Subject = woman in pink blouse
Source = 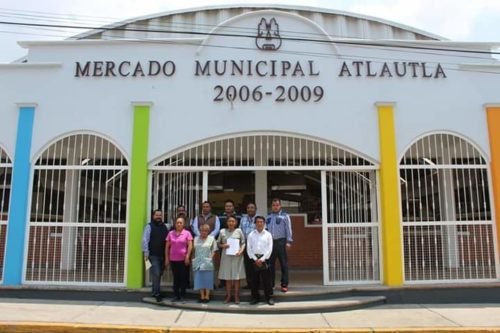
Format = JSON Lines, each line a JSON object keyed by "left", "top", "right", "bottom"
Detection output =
{"left": 165, "top": 216, "right": 193, "bottom": 302}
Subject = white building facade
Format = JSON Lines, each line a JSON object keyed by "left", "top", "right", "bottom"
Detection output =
{"left": 0, "top": 5, "right": 499, "bottom": 288}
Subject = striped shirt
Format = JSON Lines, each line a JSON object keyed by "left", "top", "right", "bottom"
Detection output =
{"left": 239, "top": 214, "right": 256, "bottom": 238}
{"left": 266, "top": 210, "right": 293, "bottom": 243}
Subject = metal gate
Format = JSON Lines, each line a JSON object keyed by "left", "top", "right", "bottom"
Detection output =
{"left": 150, "top": 171, "right": 204, "bottom": 227}
{"left": 25, "top": 134, "right": 129, "bottom": 286}
{"left": 0, "top": 147, "right": 12, "bottom": 282}
{"left": 322, "top": 170, "right": 379, "bottom": 284}
{"left": 151, "top": 132, "right": 380, "bottom": 285}
{"left": 148, "top": 171, "right": 203, "bottom": 285}
{"left": 400, "top": 133, "right": 499, "bottom": 282}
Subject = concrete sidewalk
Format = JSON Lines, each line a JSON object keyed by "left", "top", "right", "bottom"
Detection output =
{"left": 0, "top": 298, "right": 500, "bottom": 332}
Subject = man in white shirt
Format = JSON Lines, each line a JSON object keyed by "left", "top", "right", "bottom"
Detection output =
{"left": 246, "top": 215, "right": 274, "bottom": 305}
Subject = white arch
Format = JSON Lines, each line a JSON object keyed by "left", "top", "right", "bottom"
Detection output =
{"left": 31, "top": 130, "right": 130, "bottom": 165}
{"left": 151, "top": 130, "right": 378, "bottom": 167}
{"left": 196, "top": 9, "right": 338, "bottom": 55}
{"left": 398, "top": 130, "right": 489, "bottom": 164}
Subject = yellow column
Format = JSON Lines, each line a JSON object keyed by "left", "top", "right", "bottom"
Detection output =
{"left": 486, "top": 105, "right": 500, "bottom": 264}
{"left": 376, "top": 102, "right": 403, "bottom": 286}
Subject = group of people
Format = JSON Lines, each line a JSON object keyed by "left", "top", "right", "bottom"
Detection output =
{"left": 141, "top": 198, "right": 293, "bottom": 306}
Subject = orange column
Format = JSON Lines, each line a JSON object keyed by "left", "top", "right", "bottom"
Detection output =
{"left": 486, "top": 105, "right": 500, "bottom": 264}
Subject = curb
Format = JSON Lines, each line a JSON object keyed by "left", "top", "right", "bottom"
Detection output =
{"left": 142, "top": 295, "right": 386, "bottom": 314}
{"left": 1, "top": 323, "right": 500, "bottom": 333}
{"left": 0, "top": 322, "right": 166, "bottom": 333}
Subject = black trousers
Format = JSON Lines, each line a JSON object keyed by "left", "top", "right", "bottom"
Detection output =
{"left": 243, "top": 247, "right": 253, "bottom": 286}
{"left": 250, "top": 258, "right": 273, "bottom": 301}
{"left": 270, "top": 238, "right": 288, "bottom": 288}
{"left": 170, "top": 261, "right": 189, "bottom": 298}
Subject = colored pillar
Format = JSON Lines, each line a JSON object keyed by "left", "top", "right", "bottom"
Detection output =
{"left": 127, "top": 103, "right": 152, "bottom": 288}
{"left": 486, "top": 105, "right": 500, "bottom": 272}
{"left": 4, "top": 104, "right": 36, "bottom": 285}
{"left": 376, "top": 102, "right": 403, "bottom": 286}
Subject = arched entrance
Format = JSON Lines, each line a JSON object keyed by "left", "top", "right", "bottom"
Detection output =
{"left": 400, "top": 132, "right": 499, "bottom": 282}
{"left": 24, "top": 133, "right": 129, "bottom": 285}
{"left": 150, "top": 132, "right": 380, "bottom": 285}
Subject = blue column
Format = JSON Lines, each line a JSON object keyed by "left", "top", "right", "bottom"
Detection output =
{"left": 4, "top": 104, "right": 35, "bottom": 285}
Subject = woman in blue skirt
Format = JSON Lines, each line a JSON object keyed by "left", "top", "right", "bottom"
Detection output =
{"left": 192, "top": 224, "right": 218, "bottom": 302}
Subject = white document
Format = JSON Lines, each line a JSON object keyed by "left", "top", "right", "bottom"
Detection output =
{"left": 144, "top": 259, "right": 152, "bottom": 270}
{"left": 225, "top": 238, "right": 240, "bottom": 256}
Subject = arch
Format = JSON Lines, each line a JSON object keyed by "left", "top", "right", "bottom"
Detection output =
{"left": 196, "top": 9, "right": 338, "bottom": 54}
{"left": 32, "top": 130, "right": 129, "bottom": 166}
{"left": 399, "top": 131, "right": 488, "bottom": 166}
{"left": 25, "top": 132, "right": 129, "bottom": 286}
{"left": 151, "top": 130, "right": 377, "bottom": 169}
{"left": 399, "top": 131, "right": 497, "bottom": 282}
{"left": 149, "top": 130, "right": 381, "bottom": 285}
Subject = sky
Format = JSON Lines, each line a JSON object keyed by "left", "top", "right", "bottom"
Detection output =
{"left": 1, "top": 0, "right": 500, "bottom": 62}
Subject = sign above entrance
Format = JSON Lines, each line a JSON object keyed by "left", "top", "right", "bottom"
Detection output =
{"left": 71, "top": 12, "right": 448, "bottom": 106}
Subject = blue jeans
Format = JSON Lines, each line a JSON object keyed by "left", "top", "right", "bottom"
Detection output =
{"left": 270, "top": 238, "right": 288, "bottom": 288}
{"left": 149, "top": 255, "right": 165, "bottom": 296}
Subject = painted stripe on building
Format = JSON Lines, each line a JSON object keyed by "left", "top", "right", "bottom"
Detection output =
{"left": 486, "top": 105, "right": 500, "bottom": 269}
{"left": 4, "top": 105, "right": 36, "bottom": 285}
{"left": 127, "top": 103, "right": 152, "bottom": 288}
{"left": 376, "top": 102, "right": 403, "bottom": 286}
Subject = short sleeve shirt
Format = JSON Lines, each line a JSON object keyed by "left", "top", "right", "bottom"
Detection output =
{"left": 167, "top": 229, "right": 193, "bottom": 261}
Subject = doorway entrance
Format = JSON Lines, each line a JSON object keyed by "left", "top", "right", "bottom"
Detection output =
{"left": 150, "top": 132, "right": 380, "bottom": 285}
{"left": 206, "top": 170, "right": 323, "bottom": 272}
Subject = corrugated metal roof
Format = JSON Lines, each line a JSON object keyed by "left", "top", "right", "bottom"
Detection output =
{"left": 72, "top": 4, "right": 444, "bottom": 41}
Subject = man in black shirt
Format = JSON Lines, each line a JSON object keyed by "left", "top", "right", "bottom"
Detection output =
{"left": 142, "top": 209, "right": 168, "bottom": 302}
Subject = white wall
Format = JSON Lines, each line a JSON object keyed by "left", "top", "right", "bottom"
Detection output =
{"left": 0, "top": 9, "right": 498, "bottom": 163}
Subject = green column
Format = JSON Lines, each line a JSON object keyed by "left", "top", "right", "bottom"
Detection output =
{"left": 127, "top": 103, "right": 152, "bottom": 288}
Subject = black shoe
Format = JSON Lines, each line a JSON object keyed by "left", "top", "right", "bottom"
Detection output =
{"left": 197, "top": 298, "right": 204, "bottom": 303}
{"left": 249, "top": 299, "right": 259, "bottom": 305}
{"left": 243, "top": 285, "right": 251, "bottom": 289}
{"left": 267, "top": 298, "right": 275, "bottom": 306}
{"left": 154, "top": 295, "right": 163, "bottom": 302}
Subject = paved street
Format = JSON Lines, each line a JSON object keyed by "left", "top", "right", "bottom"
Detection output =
{"left": 0, "top": 298, "right": 500, "bottom": 332}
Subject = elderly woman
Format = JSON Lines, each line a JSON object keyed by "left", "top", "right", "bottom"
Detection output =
{"left": 218, "top": 215, "right": 246, "bottom": 304}
{"left": 165, "top": 216, "right": 193, "bottom": 302}
{"left": 192, "top": 224, "right": 217, "bottom": 303}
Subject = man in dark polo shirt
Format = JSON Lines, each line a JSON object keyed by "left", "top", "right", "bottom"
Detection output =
{"left": 142, "top": 209, "right": 168, "bottom": 302}
{"left": 218, "top": 199, "right": 241, "bottom": 230}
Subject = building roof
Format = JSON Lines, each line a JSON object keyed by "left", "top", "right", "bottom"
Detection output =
{"left": 72, "top": 4, "right": 446, "bottom": 41}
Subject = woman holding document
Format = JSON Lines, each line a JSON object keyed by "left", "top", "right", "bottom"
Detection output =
{"left": 217, "top": 215, "right": 246, "bottom": 304}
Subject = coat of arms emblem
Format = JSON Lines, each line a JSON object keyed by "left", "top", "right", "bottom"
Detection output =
{"left": 256, "top": 18, "right": 282, "bottom": 51}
